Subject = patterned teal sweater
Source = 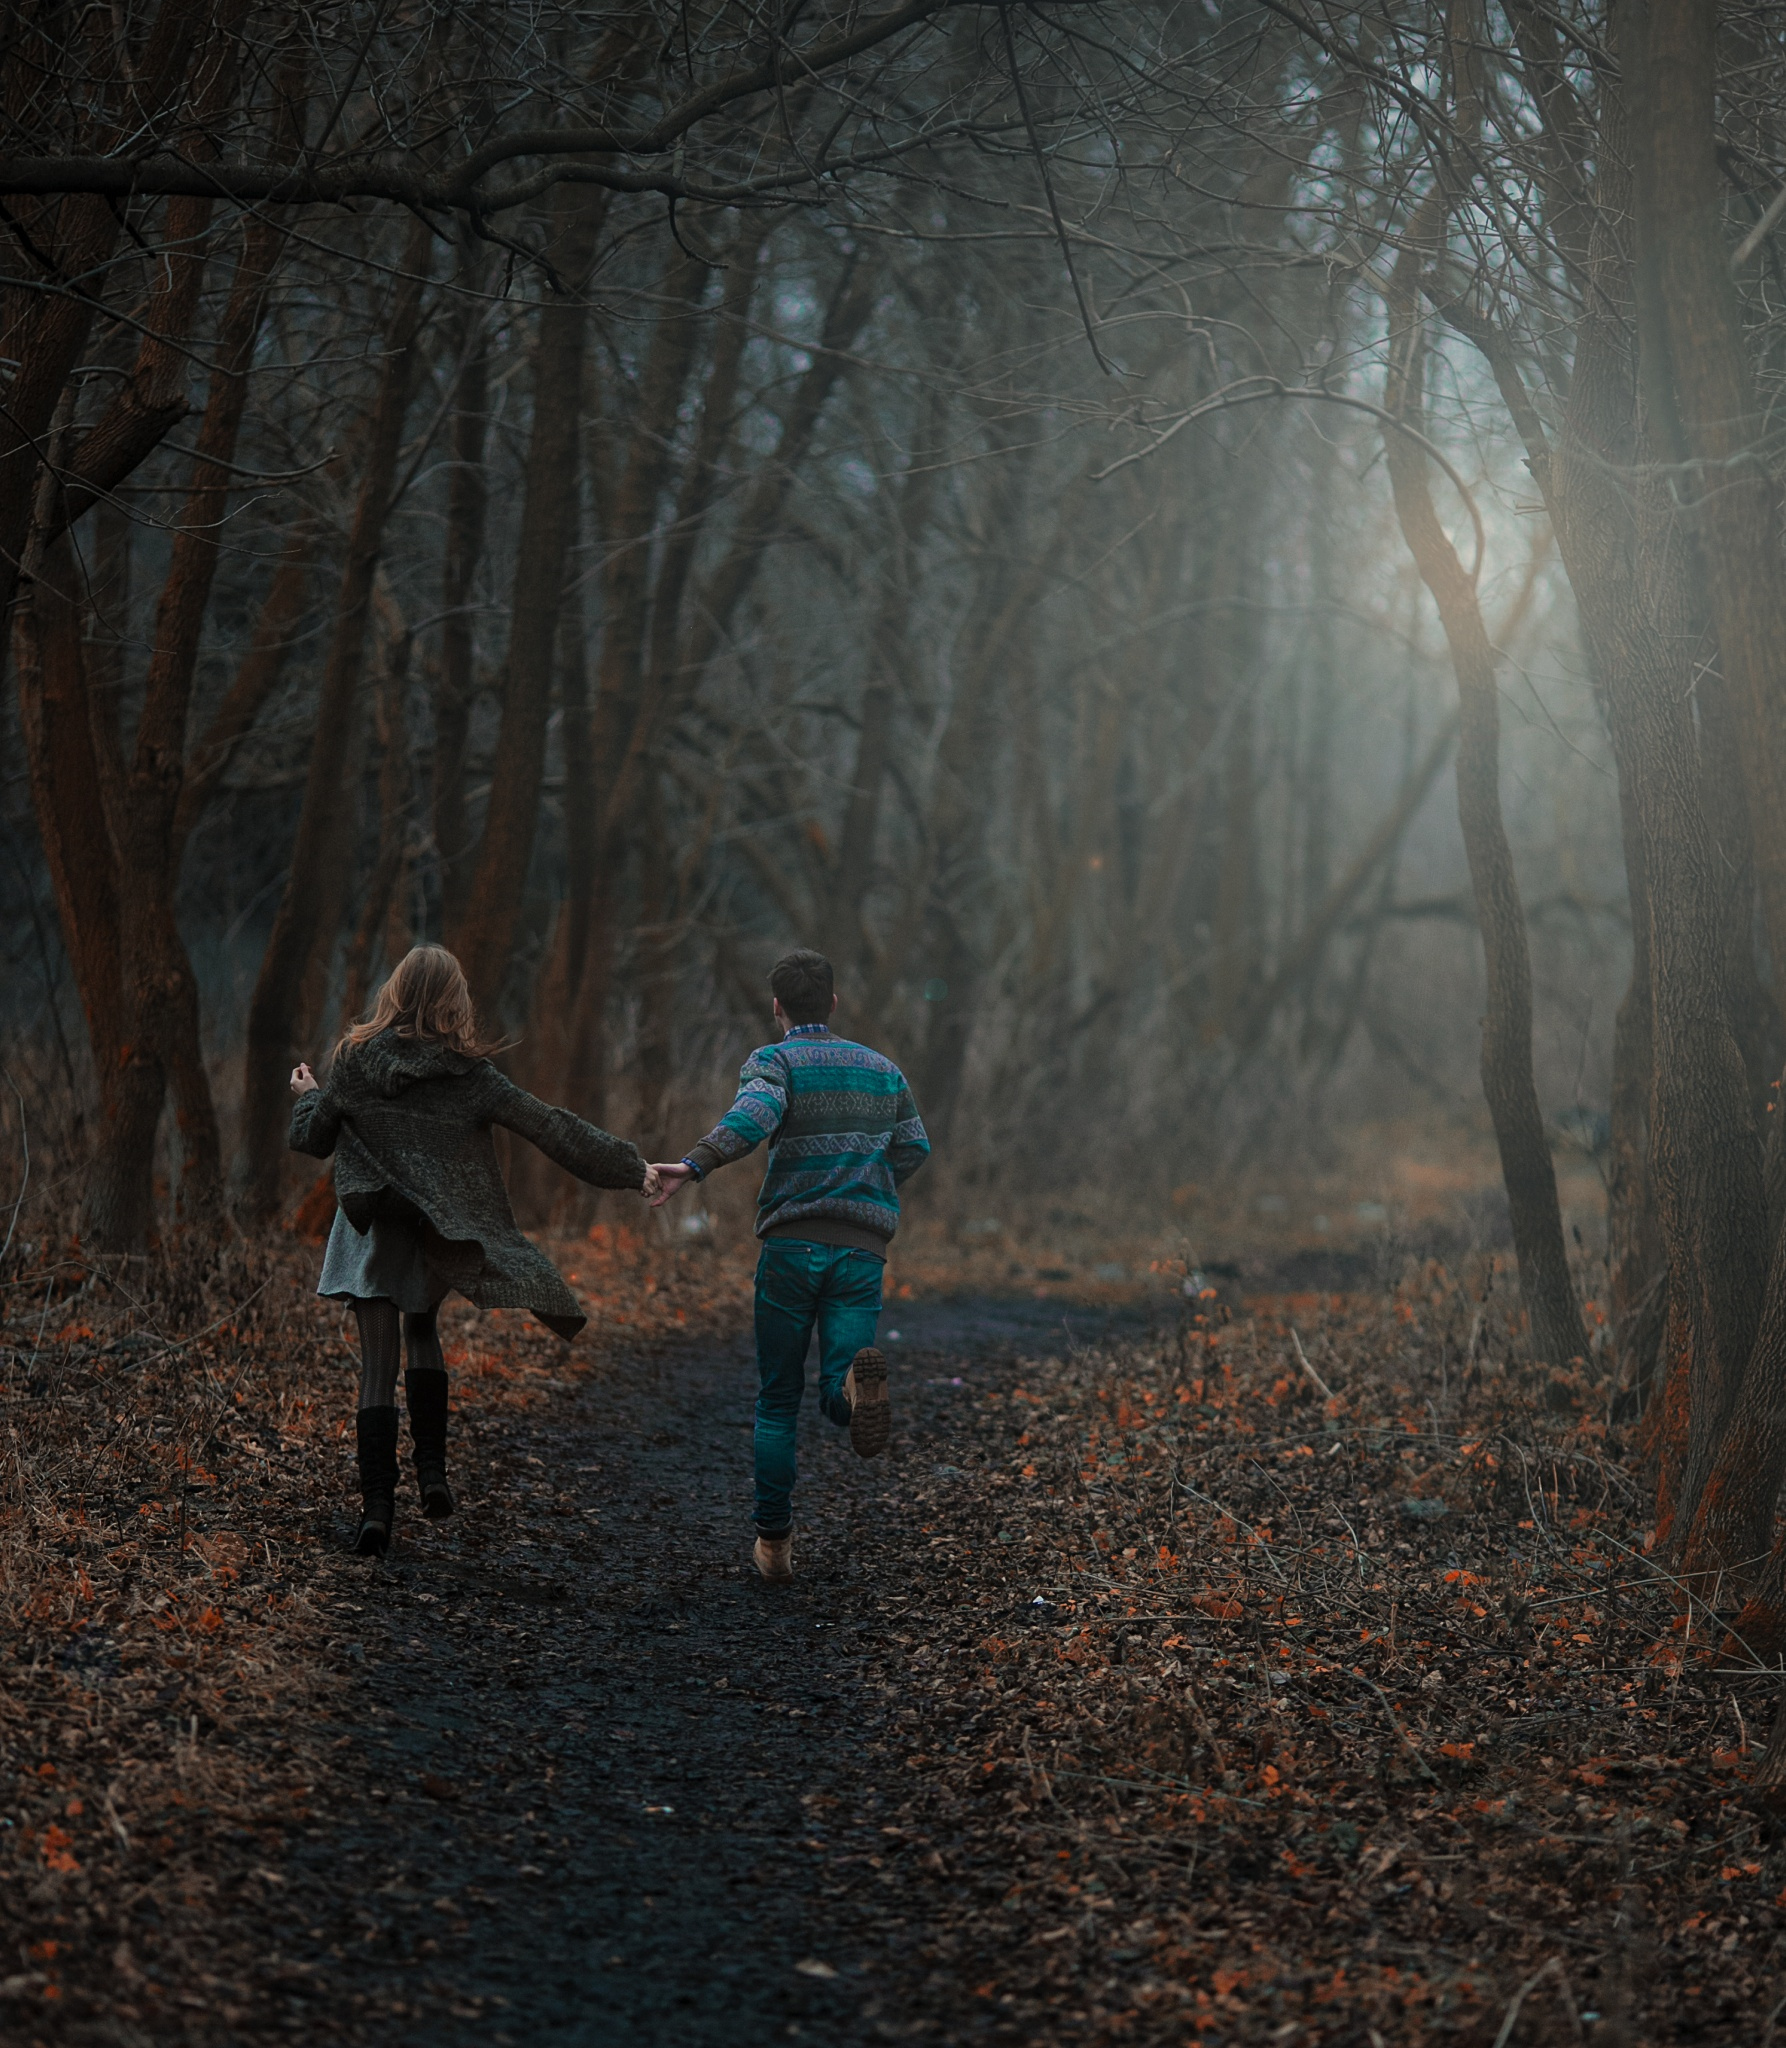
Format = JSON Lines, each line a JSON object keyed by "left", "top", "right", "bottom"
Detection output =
{"left": 683, "top": 1025, "right": 929, "bottom": 1252}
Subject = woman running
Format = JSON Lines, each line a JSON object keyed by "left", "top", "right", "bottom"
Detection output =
{"left": 289, "top": 944, "right": 658, "bottom": 1555}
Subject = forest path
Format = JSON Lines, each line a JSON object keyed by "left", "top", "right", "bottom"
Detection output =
{"left": 289, "top": 1294, "right": 1151, "bottom": 2047}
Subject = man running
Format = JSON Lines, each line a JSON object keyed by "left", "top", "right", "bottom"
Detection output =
{"left": 650, "top": 949, "right": 929, "bottom": 1580}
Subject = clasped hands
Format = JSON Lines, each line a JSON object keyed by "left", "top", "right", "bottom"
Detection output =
{"left": 646, "top": 1162, "right": 695, "bottom": 1210}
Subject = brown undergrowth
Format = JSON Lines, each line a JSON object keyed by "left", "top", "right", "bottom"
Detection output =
{"left": 6, "top": 1216, "right": 1785, "bottom": 2044}
{"left": 871, "top": 1268, "right": 1786, "bottom": 2044}
{"left": 0, "top": 1222, "right": 750, "bottom": 2040}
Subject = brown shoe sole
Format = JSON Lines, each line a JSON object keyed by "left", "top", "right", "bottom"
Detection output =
{"left": 848, "top": 1347, "right": 890, "bottom": 1458}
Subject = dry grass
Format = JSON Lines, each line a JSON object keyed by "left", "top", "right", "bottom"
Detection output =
{"left": 6, "top": 1133, "right": 1743, "bottom": 2046}
{"left": 0, "top": 1220, "right": 749, "bottom": 2039}
{"left": 867, "top": 1262, "right": 1786, "bottom": 2044}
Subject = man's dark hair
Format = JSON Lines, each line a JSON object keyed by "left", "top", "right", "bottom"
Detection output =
{"left": 770, "top": 949, "right": 834, "bottom": 1025}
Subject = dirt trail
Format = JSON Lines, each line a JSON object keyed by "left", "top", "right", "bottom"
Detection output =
{"left": 279, "top": 1295, "right": 1155, "bottom": 2046}
{"left": 19, "top": 1262, "right": 1775, "bottom": 2043}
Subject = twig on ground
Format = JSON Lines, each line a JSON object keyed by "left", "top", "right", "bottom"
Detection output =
{"left": 1175, "top": 1481, "right": 1288, "bottom": 1582}
{"left": 1290, "top": 1325, "right": 1333, "bottom": 1400}
{"left": 1341, "top": 1668, "right": 1440, "bottom": 1784}
{"left": 1492, "top": 1956, "right": 1564, "bottom": 2048}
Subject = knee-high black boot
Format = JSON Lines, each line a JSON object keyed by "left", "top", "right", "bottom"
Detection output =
{"left": 355, "top": 1406, "right": 400, "bottom": 1556}
{"left": 405, "top": 1366, "right": 455, "bottom": 1519}
{"left": 404, "top": 1308, "right": 455, "bottom": 1520}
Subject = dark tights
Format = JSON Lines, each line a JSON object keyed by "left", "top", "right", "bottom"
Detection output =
{"left": 351, "top": 1299, "right": 445, "bottom": 1409}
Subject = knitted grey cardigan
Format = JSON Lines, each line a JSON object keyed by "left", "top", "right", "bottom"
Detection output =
{"left": 289, "top": 1030, "right": 645, "bottom": 1338}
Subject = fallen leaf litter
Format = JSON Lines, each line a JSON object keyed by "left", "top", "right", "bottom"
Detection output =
{"left": 4, "top": 1232, "right": 1784, "bottom": 2044}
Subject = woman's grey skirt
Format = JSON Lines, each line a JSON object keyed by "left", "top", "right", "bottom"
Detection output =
{"left": 317, "top": 1207, "right": 452, "bottom": 1314}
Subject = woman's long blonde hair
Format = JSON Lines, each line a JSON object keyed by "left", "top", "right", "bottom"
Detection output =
{"left": 335, "top": 946, "right": 504, "bottom": 1062}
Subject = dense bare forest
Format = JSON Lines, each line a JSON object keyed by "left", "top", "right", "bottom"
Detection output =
{"left": 1, "top": 0, "right": 1648, "bottom": 1210}
{"left": 11, "top": 3, "right": 1786, "bottom": 2042}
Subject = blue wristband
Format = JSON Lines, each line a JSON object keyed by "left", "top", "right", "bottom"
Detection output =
{"left": 681, "top": 1156, "right": 705, "bottom": 1182}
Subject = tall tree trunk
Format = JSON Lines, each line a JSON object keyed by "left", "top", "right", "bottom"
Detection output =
{"left": 1297, "top": 437, "right": 1339, "bottom": 1055}
{"left": 1380, "top": 269, "right": 1588, "bottom": 1369}
{"left": 1604, "top": 493, "right": 1763, "bottom": 1564}
{"left": 823, "top": 674, "right": 897, "bottom": 985}
{"left": 580, "top": 251, "right": 714, "bottom": 850}
{"left": 909, "top": 445, "right": 1049, "bottom": 1130}
{"left": 638, "top": 228, "right": 767, "bottom": 698}
{"left": 917, "top": 584, "right": 1044, "bottom": 1130}
{"left": 78, "top": 188, "right": 218, "bottom": 1249}
{"left": 635, "top": 801, "right": 677, "bottom": 1158}
{"left": 11, "top": 534, "right": 124, "bottom": 1127}
{"left": 1605, "top": 759, "right": 1664, "bottom": 1408}
{"left": 562, "top": 870, "right": 622, "bottom": 1144}
{"left": 822, "top": 401, "right": 945, "bottom": 990}
{"left": 1026, "top": 666, "right": 1128, "bottom": 1010}
{"left": 510, "top": 542, "right": 593, "bottom": 1224}
{"left": 1470, "top": 12, "right": 1763, "bottom": 1552}
{"left": 470, "top": 198, "right": 627, "bottom": 1218}
{"left": 1638, "top": 0, "right": 1786, "bottom": 1014}
{"left": 1699, "top": 670, "right": 1785, "bottom": 1115}
{"left": 1617, "top": 4, "right": 1786, "bottom": 1576}
{"left": 1558, "top": 0, "right": 1786, "bottom": 1627}
{"left": 82, "top": 202, "right": 286, "bottom": 1246}
{"left": 434, "top": 299, "right": 489, "bottom": 935}
{"left": 556, "top": 248, "right": 714, "bottom": 1123}
{"left": 557, "top": 562, "right": 597, "bottom": 1012}
{"left": 1204, "top": 467, "right": 1264, "bottom": 1044}
{"left": 1597, "top": 456, "right": 1763, "bottom": 1562}
{"left": 339, "top": 583, "right": 415, "bottom": 1031}
{"left": 1209, "top": 698, "right": 1257, "bottom": 1042}
{"left": 172, "top": 524, "right": 316, "bottom": 866}
{"left": 450, "top": 184, "right": 608, "bottom": 1019}
{"left": 238, "top": 220, "right": 432, "bottom": 1221}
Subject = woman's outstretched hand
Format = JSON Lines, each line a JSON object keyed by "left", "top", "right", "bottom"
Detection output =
{"left": 290, "top": 1063, "right": 319, "bottom": 1097}
{"left": 648, "top": 1162, "right": 694, "bottom": 1209}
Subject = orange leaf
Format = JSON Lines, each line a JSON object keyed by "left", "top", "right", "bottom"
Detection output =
{"left": 40, "top": 1824, "right": 79, "bottom": 1874}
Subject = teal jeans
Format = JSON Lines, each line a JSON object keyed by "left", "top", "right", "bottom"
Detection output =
{"left": 753, "top": 1238, "right": 884, "bottom": 1534}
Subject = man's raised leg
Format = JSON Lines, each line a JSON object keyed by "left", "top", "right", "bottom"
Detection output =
{"left": 814, "top": 1248, "right": 890, "bottom": 1457}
